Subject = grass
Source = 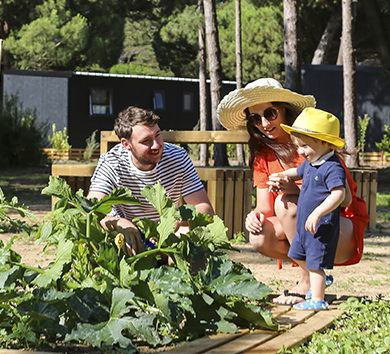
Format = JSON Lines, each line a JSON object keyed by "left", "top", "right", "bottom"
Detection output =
{"left": 0, "top": 167, "right": 51, "bottom": 207}
{"left": 377, "top": 192, "right": 390, "bottom": 208}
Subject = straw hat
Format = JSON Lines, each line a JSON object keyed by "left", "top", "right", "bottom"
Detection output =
{"left": 217, "top": 78, "right": 316, "bottom": 131}
{"left": 281, "top": 107, "right": 345, "bottom": 149}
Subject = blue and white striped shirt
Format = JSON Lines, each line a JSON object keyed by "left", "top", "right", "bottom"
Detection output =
{"left": 89, "top": 143, "right": 204, "bottom": 222}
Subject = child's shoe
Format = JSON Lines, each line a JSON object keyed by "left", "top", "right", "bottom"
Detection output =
{"left": 293, "top": 299, "right": 329, "bottom": 311}
{"left": 306, "top": 274, "right": 334, "bottom": 299}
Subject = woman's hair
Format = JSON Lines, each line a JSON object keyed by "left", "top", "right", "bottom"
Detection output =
{"left": 114, "top": 106, "right": 160, "bottom": 140}
{"left": 247, "top": 102, "right": 300, "bottom": 170}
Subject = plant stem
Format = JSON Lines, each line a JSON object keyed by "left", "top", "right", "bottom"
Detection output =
{"left": 125, "top": 247, "right": 179, "bottom": 264}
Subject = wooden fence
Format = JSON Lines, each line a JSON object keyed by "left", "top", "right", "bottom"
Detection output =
{"left": 43, "top": 148, "right": 100, "bottom": 160}
{"left": 359, "top": 151, "right": 390, "bottom": 165}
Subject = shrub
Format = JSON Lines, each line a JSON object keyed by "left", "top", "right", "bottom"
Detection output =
{"left": 48, "top": 123, "right": 71, "bottom": 151}
{"left": 0, "top": 94, "right": 49, "bottom": 168}
{"left": 83, "top": 130, "right": 100, "bottom": 160}
{"left": 376, "top": 125, "right": 390, "bottom": 156}
{"left": 357, "top": 114, "right": 370, "bottom": 162}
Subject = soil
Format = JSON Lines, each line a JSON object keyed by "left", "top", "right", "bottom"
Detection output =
{"left": 1, "top": 165, "right": 390, "bottom": 302}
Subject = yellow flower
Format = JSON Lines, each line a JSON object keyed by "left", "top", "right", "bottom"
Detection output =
{"left": 114, "top": 233, "right": 124, "bottom": 249}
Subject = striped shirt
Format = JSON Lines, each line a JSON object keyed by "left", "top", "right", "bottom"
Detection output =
{"left": 89, "top": 143, "right": 204, "bottom": 222}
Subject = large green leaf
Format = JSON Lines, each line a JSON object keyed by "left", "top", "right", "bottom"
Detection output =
{"left": 32, "top": 237, "right": 73, "bottom": 287}
{"left": 149, "top": 266, "right": 193, "bottom": 295}
{"left": 157, "top": 209, "right": 176, "bottom": 247}
{"left": 206, "top": 216, "right": 234, "bottom": 250}
{"left": 65, "top": 288, "right": 170, "bottom": 349}
{"left": 0, "top": 265, "right": 25, "bottom": 289}
{"left": 93, "top": 188, "right": 141, "bottom": 215}
{"left": 0, "top": 237, "right": 21, "bottom": 265}
{"left": 42, "top": 176, "right": 76, "bottom": 203}
{"left": 141, "top": 182, "right": 176, "bottom": 217}
{"left": 69, "top": 288, "right": 110, "bottom": 323}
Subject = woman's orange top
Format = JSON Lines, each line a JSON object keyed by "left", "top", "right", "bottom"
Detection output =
{"left": 253, "top": 147, "right": 369, "bottom": 266}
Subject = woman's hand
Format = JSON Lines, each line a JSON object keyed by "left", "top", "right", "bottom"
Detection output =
{"left": 245, "top": 210, "right": 265, "bottom": 235}
{"left": 267, "top": 173, "right": 300, "bottom": 195}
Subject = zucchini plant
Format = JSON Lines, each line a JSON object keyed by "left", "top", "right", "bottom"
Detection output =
{"left": 0, "top": 176, "right": 278, "bottom": 353}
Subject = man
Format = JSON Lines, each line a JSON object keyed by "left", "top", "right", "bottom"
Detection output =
{"left": 87, "top": 106, "right": 214, "bottom": 256}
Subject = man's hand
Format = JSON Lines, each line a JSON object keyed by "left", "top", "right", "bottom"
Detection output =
{"left": 102, "top": 216, "right": 144, "bottom": 256}
{"left": 121, "top": 226, "right": 145, "bottom": 256}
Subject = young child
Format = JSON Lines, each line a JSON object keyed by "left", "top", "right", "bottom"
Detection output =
{"left": 269, "top": 107, "right": 346, "bottom": 310}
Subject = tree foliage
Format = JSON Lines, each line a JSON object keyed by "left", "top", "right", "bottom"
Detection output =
{"left": 4, "top": 0, "right": 88, "bottom": 71}
{"left": 218, "top": 1, "right": 284, "bottom": 82}
{"left": 2, "top": 0, "right": 390, "bottom": 80}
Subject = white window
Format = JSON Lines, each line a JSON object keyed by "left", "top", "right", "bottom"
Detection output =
{"left": 183, "top": 92, "right": 193, "bottom": 111}
{"left": 90, "top": 88, "right": 113, "bottom": 115}
{"left": 153, "top": 91, "right": 165, "bottom": 110}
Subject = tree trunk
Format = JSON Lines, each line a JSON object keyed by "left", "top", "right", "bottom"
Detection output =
{"left": 235, "top": 0, "right": 245, "bottom": 166}
{"left": 198, "top": 0, "right": 209, "bottom": 166}
{"left": 361, "top": 0, "right": 390, "bottom": 85}
{"left": 283, "top": 0, "right": 302, "bottom": 92}
{"left": 312, "top": 8, "right": 341, "bottom": 64}
{"left": 342, "top": 0, "right": 358, "bottom": 168}
{"left": 203, "top": 0, "right": 228, "bottom": 166}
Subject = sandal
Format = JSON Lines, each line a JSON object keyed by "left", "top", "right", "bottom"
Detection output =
{"left": 283, "top": 289, "right": 306, "bottom": 299}
{"left": 273, "top": 290, "right": 306, "bottom": 305}
{"left": 306, "top": 274, "right": 334, "bottom": 300}
{"left": 293, "top": 299, "right": 329, "bottom": 311}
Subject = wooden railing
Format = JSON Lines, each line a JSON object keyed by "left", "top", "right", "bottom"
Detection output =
{"left": 100, "top": 130, "right": 250, "bottom": 155}
{"left": 43, "top": 148, "right": 100, "bottom": 160}
{"left": 359, "top": 151, "right": 390, "bottom": 165}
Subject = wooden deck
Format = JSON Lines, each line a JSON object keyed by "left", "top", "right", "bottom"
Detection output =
{"left": 162, "top": 294, "right": 347, "bottom": 354}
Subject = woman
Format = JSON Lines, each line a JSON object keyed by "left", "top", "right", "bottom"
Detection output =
{"left": 217, "top": 78, "right": 369, "bottom": 304}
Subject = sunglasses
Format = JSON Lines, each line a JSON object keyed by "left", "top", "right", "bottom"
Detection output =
{"left": 248, "top": 107, "right": 279, "bottom": 126}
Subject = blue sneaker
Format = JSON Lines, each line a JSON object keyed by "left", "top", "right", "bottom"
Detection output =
{"left": 306, "top": 274, "right": 334, "bottom": 300}
{"left": 293, "top": 299, "right": 329, "bottom": 311}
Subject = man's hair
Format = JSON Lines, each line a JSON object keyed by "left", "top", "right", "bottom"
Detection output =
{"left": 114, "top": 106, "right": 160, "bottom": 140}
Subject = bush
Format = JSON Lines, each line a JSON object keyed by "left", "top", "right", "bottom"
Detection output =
{"left": 0, "top": 94, "right": 49, "bottom": 168}
{"left": 83, "top": 129, "right": 99, "bottom": 160}
{"left": 48, "top": 123, "right": 71, "bottom": 151}
{"left": 376, "top": 125, "right": 390, "bottom": 156}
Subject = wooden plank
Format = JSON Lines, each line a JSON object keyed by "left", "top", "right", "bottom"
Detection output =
{"left": 233, "top": 170, "right": 245, "bottom": 236}
{"left": 247, "top": 309, "right": 344, "bottom": 354}
{"left": 352, "top": 170, "right": 362, "bottom": 198}
{"left": 100, "top": 130, "right": 250, "bottom": 154}
{"left": 52, "top": 164, "right": 97, "bottom": 177}
{"left": 361, "top": 171, "right": 370, "bottom": 205}
{"left": 268, "top": 304, "right": 293, "bottom": 319}
{"left": 0, "top": 350, "right": 57, "bottom": 354}
{"left": 162, "top": 330, "right": 250, "bottom": 354}
{"left": 369, "top": 171, "right": 378, "bottom": 229}
{"left": 276, "top": 308, "right": 316, "bottom": 329}
{"left": 224, "top": 170, "right": 235, "bottom": 234}
{"left": 243, "top": 171, "right": 254, "bottom": 240}
{"left": 204, "top": 330, "right": 277, "bottom": 354}
{"left": 160, "top": 130, "right": 250, "bottom": 144}
{"left": 64, "top": 176, "right": 76, "bottom": 192}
